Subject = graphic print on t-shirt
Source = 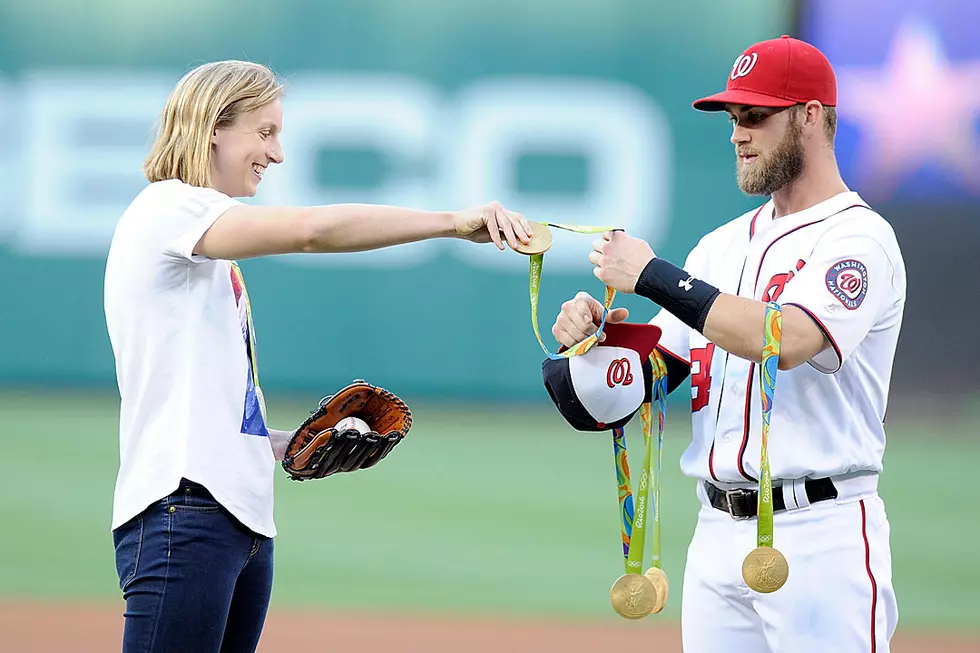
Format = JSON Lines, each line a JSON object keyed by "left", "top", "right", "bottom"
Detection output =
{"left": 230, "top": 263, "right": 269, "bottom": 437}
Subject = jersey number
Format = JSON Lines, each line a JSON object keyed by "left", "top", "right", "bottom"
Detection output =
{"left": 690, "top": 343, "right": 715, "bottom": 412}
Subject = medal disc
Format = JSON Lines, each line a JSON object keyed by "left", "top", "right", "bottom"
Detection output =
{"left": 609, "top": 573, "right": 657, "bottom": 619}
{"left": 742, "top": 547, "right": 789, "bottom": 593}
{"left": 643, "top": 567, "right": 670, "bottom": 614}
{"left": 511, "top": 221, "right": 553, "bottom": 255}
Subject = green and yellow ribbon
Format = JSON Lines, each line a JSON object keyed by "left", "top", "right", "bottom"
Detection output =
{"left": 528, "top": 223, "right": 618, "bottom": 360}
{"left": 614, "top": 350, "right": 668, "bottom": 574}
{"left": 520, "top": 220, "right": 667, "bottom": 575}
{"left": 756, "top": 302, "right": 782, "bottom": 549}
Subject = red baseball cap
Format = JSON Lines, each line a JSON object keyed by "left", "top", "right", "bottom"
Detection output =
{"left": 692, "top": 35, "right": 837, "bottom": 112}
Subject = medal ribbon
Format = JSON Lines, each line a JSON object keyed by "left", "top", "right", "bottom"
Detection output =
{"left": 756, "top": 302, "right": 782, "bottom": 549}
{"left": 522, "top": 220, "right": 667, "bottom": 574}
{"left": 614, "top": 350, "right": 668, "bottom": 575}
{"left": 528, "top": 223, "right": 619, "bottom": 360}
{"left": 231, "top": 262, "right": 260, "bottom": 386}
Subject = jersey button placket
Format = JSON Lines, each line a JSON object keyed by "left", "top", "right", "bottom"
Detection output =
{"left": 725, "top": 381, "right": 743, "bottom": 441}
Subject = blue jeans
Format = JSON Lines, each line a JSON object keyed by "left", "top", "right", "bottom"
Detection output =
{"left": 113, "top": 479, "right": 274, "bottom": 653}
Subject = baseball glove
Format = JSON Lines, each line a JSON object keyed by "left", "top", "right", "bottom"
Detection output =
{"left": 281, "top": 379, "right": 412, "bottom": 481}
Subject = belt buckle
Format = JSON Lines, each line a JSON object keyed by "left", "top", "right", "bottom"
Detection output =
{"left": 725, "top": 488, "right": 753, "bottom": 520}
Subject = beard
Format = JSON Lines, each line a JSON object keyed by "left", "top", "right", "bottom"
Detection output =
{"left": 736, "top": 114, "right": 805, "bottom": 196}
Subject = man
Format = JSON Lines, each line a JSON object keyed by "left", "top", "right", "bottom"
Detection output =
{"left": 551, "top": 36, "right": 905, "bottom": 652}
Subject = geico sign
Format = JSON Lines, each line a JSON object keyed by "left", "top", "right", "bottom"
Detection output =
{"left": 3, "top": 71, "right": 671, "bottom": 271}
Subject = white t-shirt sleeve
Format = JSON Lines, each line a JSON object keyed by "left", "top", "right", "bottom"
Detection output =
{"left": 161, "top": 184, "right": 242, "bottom": 262}
{"left": 778, "top": 229, "right": 900, "bottom": 374}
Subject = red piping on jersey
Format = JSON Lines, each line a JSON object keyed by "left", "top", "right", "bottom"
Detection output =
{"left": 736, "top": 364, "right": 757, "bottom": 482}
{"left": 749, "top": 205, "right": 767, "bottom": 239}
{"left": 860, "top": 500, "right": 879, "bottom": 653}
{"left": 751, "top": 205, "right": 867, "bottom": 297}
{"left": 782, "top": 302, "right": 844, "bottom": 373}
{"left": 735, "top": 203, "right": 867, "bottom": 481}
{"left": 705, "top": 204, "right": 767, "bottom": 483}
{"left": 707, "top": 442, "right": 719, "bottom": 481}
{"left": 656, "top": 344, "right": 690, "bottom": 367}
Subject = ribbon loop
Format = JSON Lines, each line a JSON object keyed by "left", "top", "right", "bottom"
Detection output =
{"left": 519, "top": 221, "right": 667, "bottom": 577}
{"left": 615, "top": 350, "right": 668, "bottom": 575}
{"left": 525, "top": 222, "right": 619, "bottom": 360}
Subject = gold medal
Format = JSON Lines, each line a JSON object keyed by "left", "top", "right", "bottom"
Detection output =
{"left": 511, "top": 221, "right": 553, "bottom": 255}
{"left": 643, "top": 567, "right": 669, "bottom": 614}
{"left": 742, "top": 547, "right": 789, "bottom": 593}
{"left": 609, "top": 573, "right": 657, "bottom": 619}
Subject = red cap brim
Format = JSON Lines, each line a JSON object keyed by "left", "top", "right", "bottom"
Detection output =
{"left": 692, "top": 89, "right": 799, "bottom": 112}
{"left": 597, "top": 322, "right": 663, "bottom": 360}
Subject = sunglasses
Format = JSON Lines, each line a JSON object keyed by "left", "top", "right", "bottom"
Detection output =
{"left": 726, "top": 104, "right": 799, "bottom": 127}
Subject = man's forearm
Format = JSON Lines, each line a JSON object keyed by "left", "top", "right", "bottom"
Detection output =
{"left": 635, "top": 258, "right": 827, "bottom": 370}
{"left": 703, "top": 295, "right": 831, "bottom": 370}
{"left": 700, "top": 294, "right": 771, "bottom": 363}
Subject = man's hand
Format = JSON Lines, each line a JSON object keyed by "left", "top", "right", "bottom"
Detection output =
{"left": 551, "top": 291, "right": 630, "bottom": 348}
{"left": 452, "top": 201, "right": 533, "bottom": 250}
{"left": 589, "top": 230, "right": 657, "bottom": 293}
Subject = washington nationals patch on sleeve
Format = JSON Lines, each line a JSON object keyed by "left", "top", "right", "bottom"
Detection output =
{"left": 825, "top": 259, "right": 868, "bottom": 310}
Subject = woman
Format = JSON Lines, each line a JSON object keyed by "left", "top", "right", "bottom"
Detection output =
{"left": 103, "top": 60, "right": 531, "bottom": 653}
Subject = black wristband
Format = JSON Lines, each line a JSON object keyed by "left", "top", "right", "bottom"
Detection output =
{"left": 634, "top": 258, "right": 721, "bottom": 333}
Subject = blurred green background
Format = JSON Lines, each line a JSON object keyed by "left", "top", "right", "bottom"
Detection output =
{"left": 1, "top": 0, "right": 978, "bottom": 647}
{"left": 2, "top": 392, "right": 979, "bottom": 634}
{"left": 0, "top": 0, "right": 793, "bottom": 398}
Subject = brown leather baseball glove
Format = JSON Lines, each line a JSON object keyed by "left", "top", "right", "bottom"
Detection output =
{"left": 281, "top": 379, "right": 412, "bottom": 481}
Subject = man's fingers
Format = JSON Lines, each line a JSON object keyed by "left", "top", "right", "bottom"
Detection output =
{"left": 608, "top": 307, "right": 630, "bottom": 323}
{"left": 575, "top": 298, "right": 596, "bottom": 328}
{"left": 555, "top": 293, "right": 629, "bottom": 346}
{"left": 559, "top": 298, "right": 599, "bottom": 342}
{"left": 569, "top": 292, "right": 605, "bottom": 327}
{"left": 553, "top": 319, "right": 591, "bottom": 348}
{"left": 585, "top": 298, "right": 606, "bottom": 325}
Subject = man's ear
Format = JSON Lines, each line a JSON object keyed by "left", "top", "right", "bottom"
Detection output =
{"left": 804, "top": 101, "right": 824, "bottom": 128}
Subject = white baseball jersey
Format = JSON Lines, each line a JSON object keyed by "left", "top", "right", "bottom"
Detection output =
{"left": 652, "top": 190, "right": 906, "bottom": 484}
{"left": 104, "top": 179, "right": 277, "bottom": 538}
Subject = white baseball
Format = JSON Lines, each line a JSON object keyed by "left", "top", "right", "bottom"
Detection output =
{"left": 335, "top": 416, "right": 371, "bottom": 434}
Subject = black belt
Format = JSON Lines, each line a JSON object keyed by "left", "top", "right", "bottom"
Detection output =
{"left": 704, "top": 478, "right": 838, "bottom": 519}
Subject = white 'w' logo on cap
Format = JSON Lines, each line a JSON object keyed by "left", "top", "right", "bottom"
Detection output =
{"left": 731, "top": 52, "right": 758, "bottom": 80}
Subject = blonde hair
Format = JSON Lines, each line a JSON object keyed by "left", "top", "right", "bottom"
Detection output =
{"left": 144, "top": 60, "right": 283, "bottom": 188}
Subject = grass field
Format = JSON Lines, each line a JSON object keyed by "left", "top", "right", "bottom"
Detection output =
{"left": 1, "top": 390, "right": 978, "bottom": 634}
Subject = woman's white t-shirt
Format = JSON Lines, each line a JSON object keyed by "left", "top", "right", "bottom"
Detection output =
{"left": 104, "top": 179, "right": 277, "bottom": 538}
